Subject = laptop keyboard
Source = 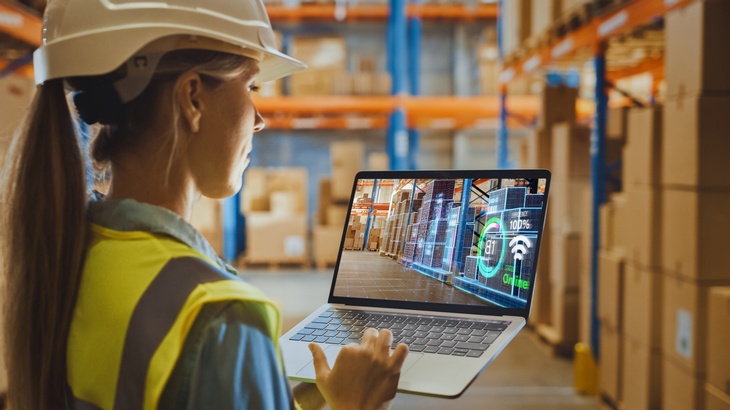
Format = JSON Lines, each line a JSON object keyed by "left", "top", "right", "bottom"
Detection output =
{"left": 288, "top": 308, "right": 509, "bottom": 358}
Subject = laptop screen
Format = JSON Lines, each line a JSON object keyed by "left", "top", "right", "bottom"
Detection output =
{"left": 329, "top": 170, "right": 550, "bottom": 317}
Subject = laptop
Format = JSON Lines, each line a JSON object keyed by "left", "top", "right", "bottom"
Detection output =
{"left": 280, "top": 169, "right": 551, "bottom": 398}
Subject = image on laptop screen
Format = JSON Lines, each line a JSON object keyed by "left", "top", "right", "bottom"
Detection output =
{"left": 332, "top": 177, "right": 548, "bottom": 310}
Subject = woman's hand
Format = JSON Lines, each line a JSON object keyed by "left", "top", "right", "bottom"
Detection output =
{"left": 309, "top": 328, "right": 409, "bottom": 410}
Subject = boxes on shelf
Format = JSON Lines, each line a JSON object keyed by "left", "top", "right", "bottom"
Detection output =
{"left": 662, "top": 95, "right": 730, "bottom": 189}
{"left": 665, "top": 0, "right": 730, "bottom": 98}
{"left": 622, "top": 337, "right": 662, "bottom": 410}
{"left": 289, "top": 36, "right": 347, "bottom": 96}
{"left": 244, "top": 212, "right": 308, "bottom": 264}
{"left": 661, "top": 189, "right": 730, "bottom": 281}
{"left": 242, "top": 167, "right": 308, "bottom": 215}
{"left": 312, "top": 225, "right": 343, "bottom": 267}
{"left": 663, "top": 356, "right": 705, "bottom": 410}
{"left": 599, "top": 322, "right": 622, "bottom": 406}
{"left": 661, "top": 274, "right": 713, "bottom": 375}
{"left": 707, "top": 287, "right": 730, "bottom": 396}
{"left": 623, "top": 188, "right": 662, "bottom": 270}
{"left": 597, "top": 250, "right": 624, "bottom": 331}
{"left": 539, "top": 85, "right": 578, "bottom": 129}
{"left": 331, "top": 141, "right": 365, "bottom": 201}
{"left": 501, "top": 0, "right": 532, "bottom": 57}
{"left": 623, "top": 264, "right": 663, "bottom": 349}
{"left": 530, "top": 0, "right": 561, "bottom": 40}
{"left": 624, "top": 106, "right": 663, "bottom": 188}
{"left": 548, "top": 122, "right": 591, "bottom": 233}
{"left": 606, "top": 106, "right": 628, "bottom": 141}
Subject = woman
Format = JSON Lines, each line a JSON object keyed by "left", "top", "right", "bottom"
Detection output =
{"left": 0, "top": 0, "right": 408, "bottom": 409}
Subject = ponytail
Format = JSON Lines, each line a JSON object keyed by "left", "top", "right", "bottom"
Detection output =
{"left": 1, "top": 79, "right": 88, "bottom": 409}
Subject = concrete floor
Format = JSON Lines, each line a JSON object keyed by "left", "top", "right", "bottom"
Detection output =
{"left": 241, "top": 268, "right": 601, "bottom": 410}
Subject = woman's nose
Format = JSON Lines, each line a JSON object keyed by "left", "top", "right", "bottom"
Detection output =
{"left": 253, "top": 108, "right": 265, "bottom": 132}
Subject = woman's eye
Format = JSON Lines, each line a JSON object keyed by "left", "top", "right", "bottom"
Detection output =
{"left": 248, "top": 84, "right": 260, "bottom": 93}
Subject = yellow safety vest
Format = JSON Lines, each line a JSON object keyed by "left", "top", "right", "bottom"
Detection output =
{"left": 67, "top": 223, "right": 282, "bottom": 410}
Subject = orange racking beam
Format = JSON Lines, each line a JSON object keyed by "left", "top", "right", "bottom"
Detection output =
{"left": 0, "top": 1, "right": 42, "bottom": 47}
{"left": 501, "top": 0, "right": 695, "bottom": 83}
{"left": 0, "top": 58, "right": 34, "bottom": 78}
{"left": 265, "top": 3, "right": 497, "bottom": 22}
{"left": 606, "top": 55, "right": 664, "bottom": 83}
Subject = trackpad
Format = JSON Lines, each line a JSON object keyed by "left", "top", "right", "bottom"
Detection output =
{"left": 295, "top": 345, "right": 423, "bottom": 380}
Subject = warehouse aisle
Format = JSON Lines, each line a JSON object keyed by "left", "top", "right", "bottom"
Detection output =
{"left": 242, "top": 269, "right": 601, "bottom": 410}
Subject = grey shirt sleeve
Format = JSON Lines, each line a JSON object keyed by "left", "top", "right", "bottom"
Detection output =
{"left": 159, "top": 300, "right": 295, "bottom": 410}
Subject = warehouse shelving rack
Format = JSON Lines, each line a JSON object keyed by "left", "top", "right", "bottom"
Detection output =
{"left": 497, "top": 0, "right": 697, "bottom": 359}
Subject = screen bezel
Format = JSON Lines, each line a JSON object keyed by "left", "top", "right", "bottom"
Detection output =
{"left": 326, "top": 169, "right": 551, "bottom": 320}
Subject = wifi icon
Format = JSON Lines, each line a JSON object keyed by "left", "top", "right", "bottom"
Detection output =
{"left": 509, "top": 236, "right": 533, "bottom": 260}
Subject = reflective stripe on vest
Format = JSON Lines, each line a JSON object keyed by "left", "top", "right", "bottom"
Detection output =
{"left": 69, "top": 256, "right": 282, "bottom": 410}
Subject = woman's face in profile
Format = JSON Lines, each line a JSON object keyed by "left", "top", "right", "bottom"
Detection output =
{"left": 186, "top": 62, "right": 265, "bottom": 199}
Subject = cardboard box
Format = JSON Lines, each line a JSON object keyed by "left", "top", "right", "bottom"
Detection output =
{"left": 331, "top": 141, "right": 364, "bottom": 201}
{"left": 539, "top": 86, "right": 578, "bottom": 129}
{"left": 245, "top": 213, "right": 308, "bottom": 263}
{"left": 622, "top": 337, "right": 662, "bottom": 410}
{"left": 599, "top": 201, "right": 614, "bottom": 251}
{"left": 609, "top": 194, "right": 629, "bottom": 255}
{"left": 501, "top": 0, "right": 532, "bottom": 56}
{"left": 623, "top": 188, "right": 662, "bottom": 269}
{"left": 624, "top": 107, "right": 662, "bottom": 188}
{"left": 606, "top": 106, "right": 628, "bottom": 140}
{"left": 623, "top": 264, "right": 663, "bottom": 348}
{"left": 289, "top": 36, "right": 346, "bottom": 96}
{"left": 599, "top": 323, "right": 622, "bottom": 404}
{"left": 707, "top": 287, "right": 730, "bottom": 395}
{"left": 663, "top": 356, "right": 705, "bottom": 410}
{"left": 527, "top": 128, "right": 551, "bottom": 168}
{"left": 665, "top": 0, "right": 730, "bottom": 97}
{"left": 598, "top": 250, "right": 624, "bottom": 330}
{"left": 550, "top": 284, "right": 580, "bottom": 344}
{"left": 549, "top": 232, "right": 582, "bottom": 288}
{"left": 344, "top": 238, "right": 354, "bottom": 249}
{"left": 661, "top": 189, "right": 730, "bottom": 281}
{"left": 312, "top": 225, "right": 343, "bottom": 264}
{"left": 706, "top": 383, "right": 730, "bottom": 410}
{"left": 531, "top": 0, "right": 561, "bottom": 38}
{"left": 242, "top": 167, "right": 308, "bottom": 214}
{"left": 662, "top": 95, "right": 730, "bottom": 189}
{"left": 662, "top": 274, "right": 711, "bottom": 374}
{"left": 551, "top": 123, "right": 591, "bottom": 180}
{"left": 326, "top": 204, "right": 349, "bottom": 227}
{"left": 270, "top": 191, "right": 301, "bottom": 215}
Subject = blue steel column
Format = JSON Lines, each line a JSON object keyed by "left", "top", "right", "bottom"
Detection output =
{"left": 223, "top": 191, "right": 246, "bottom": 262}
{"left": 496, "top": 0, "right": 509, "bottom": 169}
{"left": 387, "top": 0, "right": 408, "bottom": 170}
{"left": 407, "top": 3, "right": 422, "bottom": 170}
{"left": 591, "top": 44, "right": 608, "bottom": 358}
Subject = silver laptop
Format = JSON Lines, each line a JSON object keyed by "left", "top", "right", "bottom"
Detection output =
{"left": 280, "top": 169, "right": 551, "bottom": 398}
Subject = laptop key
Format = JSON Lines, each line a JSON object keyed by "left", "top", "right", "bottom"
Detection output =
{"left": 324, "top": 330, "right": 338, "bottom": 337}
{"left": 431, "top": 319, "right": 446, "bottom": 326}
{"left": 484, "top": 323, "right": 508, "bottom": 331}
{"left": 426, "top": 333, "right": 441, "bottom": 340}
{"left": 466, "top": 350, "right": 484, "bottom": 358}
{"left": 471, "top": 329, "right": 487, "bottom": 337}
{"left": 417, "top": 325, "right": 432, "bottom": 331}
{"left": 404, "top": 324, "right": 419, "bottom": 331}
{"left": 417, "top": 318, "right": 433, "bottom": 325}
{"left": 405, "top": 318, "right": 419, "bottom": 324}
{"left": 410, "top": 344, "right": 426, "bottom": 352}
{"left": 445, "top": 320, "right": 459, "bottom": 327}
{"left": 470, "top": 322, "right": 487, "bottom": 330}
{"left": 325, "top": 324, "right": 339, "bottom": 331}
{"left": 426, "top": 339, "right": 442, "bottom": 347}
{"left": 441, "top": 340, "right": 457, "bottom": 348}
{"left": 337, "top": 331, "right": 350, "bottom": 338}
{"left": 455, "top": 342, "right": 489, "bottom": 351}
{"left": 443, "top": 327, "right": 458, "bottom": 334}
{"left": 457, "top": 321, "right": 473, "bottom": 328}
{"left": 390, "top": 323, "right": 406, "bottom": 330}
{"left": 337, "top": 325, "right": 352, "bottom": 331}
{"left": 437, "top": 348, "right": 454, "bottom": 355}
{"left": 424, "top": 346, "right": 440, "bottom": 354}
{"left": 325, "top": 337, "right": 344, "bottom": 344}
{"left": 305, "top": 323, "right": 327, "bottom": 330}
{"left": 289, "top": 334, "right": 305, "bottom": 341}
{"left": 468, "top": 336, "right": 484, "bottom": 343}
{"left": 302, "top": 335, "right": 316, "bottom": 342}
{"left": 457, "top": 328, "right": 473, "bottom": 335}
{"left": 312, "top": 317, "right": 331, "bottom": 324}
{"left": 484, "top": 333, "right": 500, "bottom": 344}
{"left": 431, "top": 326, "right": 445, "bottom": 333}
{"left": 454, "top": 335, "right": 470, "bottom": 342}
{"left": 312, "top": 330, "right": 326, "bottom": 336}
{"left": 314, "top": 336, "right": 329, "bottom": 343}
{"left": 401, "top": 330, "right": 416, "bottom": 337}
{"left": 414, "top": 338, "right": 429, "bottom": 345}
{"left": 440, "top": 333, "right": 456, "bottom": 341}
{"left": 298, "top": 328, "right": 314, "bottom": 335}
{"left": 451, "top": 349, "right": 468, "bottom": 356}
{"left": 401, "top": 337, "right": 416, "bottom": 345}
{"left": 414, "top": 331, "right": 429, "bottom": 338}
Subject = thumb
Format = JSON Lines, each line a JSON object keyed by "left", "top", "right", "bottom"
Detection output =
{"left": 309, "top": 343, "right": 331, "bottom": 381}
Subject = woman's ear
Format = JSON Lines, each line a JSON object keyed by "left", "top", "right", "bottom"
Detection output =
{"left": 177, "top": 72, "right": 204, "bottom": 133}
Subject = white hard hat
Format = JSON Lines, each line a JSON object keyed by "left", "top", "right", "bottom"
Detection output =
{"left": 34, "top": 0, "right": 306, "bottom": 99}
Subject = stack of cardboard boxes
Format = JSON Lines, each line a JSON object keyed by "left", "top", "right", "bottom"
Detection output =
{"left": 289, "top": 36, "right": 347, "bottom": 96}
{"left": 659, "top": 2, "right": 730, "bottom": 409}
{"left": 240, "top": 167, "right": 309, "bottom": 266}
{"left": 343, "top": 212, "right": 384, "bottom": 251}
{"left": 312, "top": 141, "right": 365, "bottom": 266}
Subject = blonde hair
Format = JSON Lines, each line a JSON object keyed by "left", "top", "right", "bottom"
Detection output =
{"left": 1, "top": 50, "right": 257, "bottom": 409}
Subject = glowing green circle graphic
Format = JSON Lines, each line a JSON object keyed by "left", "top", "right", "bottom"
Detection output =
{"left": 477, "top": 217, "right": 505, "bottom": 278}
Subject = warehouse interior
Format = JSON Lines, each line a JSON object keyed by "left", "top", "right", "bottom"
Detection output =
{"left": 1, "top": 0, "right": 729, "bottom": 409}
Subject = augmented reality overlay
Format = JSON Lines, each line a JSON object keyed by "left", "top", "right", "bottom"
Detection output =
{"left": 333, "top": 177, "right": 547, "bottom": 309}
